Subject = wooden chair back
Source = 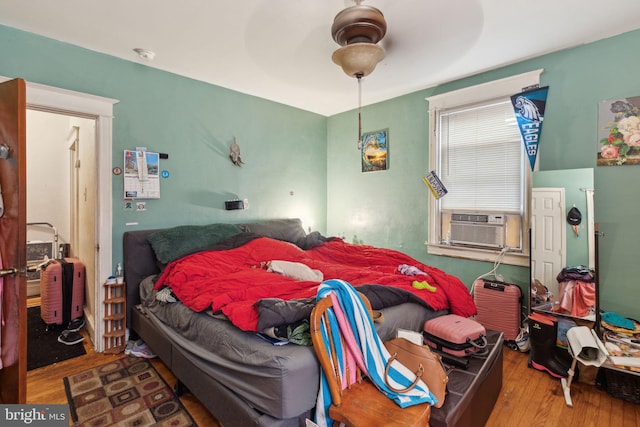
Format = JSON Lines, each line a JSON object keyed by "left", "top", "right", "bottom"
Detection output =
{"left": 310, "top": 293, "right": 431, "bottom": 427}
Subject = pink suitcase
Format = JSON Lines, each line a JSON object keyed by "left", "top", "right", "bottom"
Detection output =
{"left": 40, "top": 258, "right": 85, "bottom": 327}
{"left": 473, "top": 278, "right": 522, "bottom": 341}
{"left": 423, "top": 314, "right": 488, "bottom": 357}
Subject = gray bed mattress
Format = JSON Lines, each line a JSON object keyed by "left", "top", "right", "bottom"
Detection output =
{"left": 139, "top": 276, "right": 438, "bottom": 420}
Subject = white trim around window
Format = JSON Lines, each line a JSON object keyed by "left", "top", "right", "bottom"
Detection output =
{"left": 425, "top": 69, "right": 544, "bottom": 267}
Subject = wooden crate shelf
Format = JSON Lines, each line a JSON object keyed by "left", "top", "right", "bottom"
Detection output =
{"left": 103, "top": 281, "right": 126, "bottom": 354}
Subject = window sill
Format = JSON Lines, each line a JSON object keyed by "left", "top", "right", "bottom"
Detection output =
{"left": 425, "top": 243, "right": 529, "bottom": 267}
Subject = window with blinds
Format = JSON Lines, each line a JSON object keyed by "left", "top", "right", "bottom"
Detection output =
{"left": 425, "top": 70, "right": 541, "bottom": 266}
{"left": 438, "top": 99, "right": 524, "bottom": 213}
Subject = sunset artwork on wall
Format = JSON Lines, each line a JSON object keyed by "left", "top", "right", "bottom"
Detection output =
{"left": 361, "top": 128, "right": 388, "bottom": 172}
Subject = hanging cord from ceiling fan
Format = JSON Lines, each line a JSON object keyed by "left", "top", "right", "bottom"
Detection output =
{"left": 357, "top": 75, "right": 363, "bottom": 149}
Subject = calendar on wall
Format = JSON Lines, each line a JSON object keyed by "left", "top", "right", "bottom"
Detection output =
{"left": 123, "top": 150, "right": 160, "bottom": 199}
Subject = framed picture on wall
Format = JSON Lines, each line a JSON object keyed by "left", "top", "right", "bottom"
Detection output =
{"left": 597, "top": 96, "right": 640, "bottom": 166}
{"left": 361, "top": 128, "right": 388, "bottom": 172}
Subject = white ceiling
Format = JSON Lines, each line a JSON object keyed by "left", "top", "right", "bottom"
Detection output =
{"left": 2, "top": 0, "right": 640, "bottom": 116}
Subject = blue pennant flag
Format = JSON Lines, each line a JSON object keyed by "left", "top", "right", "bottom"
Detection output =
{"left": 510, "top": 86, "right": 549, "bottom": 171}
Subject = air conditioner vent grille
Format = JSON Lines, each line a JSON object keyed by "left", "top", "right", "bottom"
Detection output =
{"left": 449, "top": 213, "right": 506, "bottom": 248}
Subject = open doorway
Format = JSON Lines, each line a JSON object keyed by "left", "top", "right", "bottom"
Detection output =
{"left": 0, "top": 77, "right": 116, "bottom": 402}
{"left": 1, "top": 75, "right": 119, "bottom": 354}
{"left": 26, "top": 111, "right": 96, "bottom": 299}
{"left": 26, "top": 108, "right": 96, "bottom": 370}
{"left": 25, "top": 110, "right": 97, "bottom": 368}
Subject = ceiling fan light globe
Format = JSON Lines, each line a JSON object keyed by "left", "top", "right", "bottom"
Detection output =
{"left": 332, "top": 43, "right": 385, "bottom": 78}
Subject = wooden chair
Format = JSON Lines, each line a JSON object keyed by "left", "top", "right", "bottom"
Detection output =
{"left": 310, "top": 295, "right": 431, "bottom": 427}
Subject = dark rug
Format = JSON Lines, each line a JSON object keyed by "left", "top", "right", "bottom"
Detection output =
{"left": 27, "top": 306, "right": 86, "bottom": 371}
{"left": 64, "top": 356, "right": 197, "bottom": 426}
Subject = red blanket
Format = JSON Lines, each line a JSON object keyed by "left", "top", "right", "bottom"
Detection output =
{"left": 155, "top": 237, "right": 476, "bottom": 331}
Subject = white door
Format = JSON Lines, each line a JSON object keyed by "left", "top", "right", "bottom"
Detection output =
{"left": 531, "top": 187, "right": 565, "bottom": 298}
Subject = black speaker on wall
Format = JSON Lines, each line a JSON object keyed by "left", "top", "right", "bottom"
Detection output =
{"left": 224, "top": 200, "right": 245, "bottom": 210}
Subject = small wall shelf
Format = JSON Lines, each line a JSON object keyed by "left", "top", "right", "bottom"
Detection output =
{"left": 103, "top": 281, "right": 126, "bottom": 353}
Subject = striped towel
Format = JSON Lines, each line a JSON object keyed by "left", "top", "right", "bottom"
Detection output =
{"left": 314, "top": 279, "right": 436, "bottom": 426}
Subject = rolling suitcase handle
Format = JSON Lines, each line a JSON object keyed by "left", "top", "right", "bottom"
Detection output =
{"left": 465, "top": 335, "right": 489, "bottom": 356}
{"left": 466, "top": 335, "right": 488, "bottom": 350}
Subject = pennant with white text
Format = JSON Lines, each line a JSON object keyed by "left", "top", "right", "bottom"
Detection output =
{"left": 511, "top": 86, "right": 549, "bottom": 171}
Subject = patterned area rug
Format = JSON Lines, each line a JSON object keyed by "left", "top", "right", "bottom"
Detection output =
{"left": 64, "top": 356, "right": 196, "bottom": 426}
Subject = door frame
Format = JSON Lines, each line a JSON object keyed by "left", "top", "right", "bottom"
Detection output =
{"left": 1, "top": 76, "right": 118, "bottom": 352}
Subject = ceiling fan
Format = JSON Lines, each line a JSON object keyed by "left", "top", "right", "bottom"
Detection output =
{"left": 330, "top": 0, "right": 388, "bottom": 147}
{"left": 330, "top": 0, "right": 387, "bottom": 78}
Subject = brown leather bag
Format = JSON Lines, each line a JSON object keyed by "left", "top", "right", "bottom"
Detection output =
{"left": 384, "top": 337, "right": 449, "bottom": 408}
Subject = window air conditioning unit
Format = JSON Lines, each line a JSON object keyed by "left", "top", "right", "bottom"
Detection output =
{"left": 449, "top": 213, "right": 505, "bottom": 248}
{"left": 26, "top": 240, "right": 54, "bottom": 282}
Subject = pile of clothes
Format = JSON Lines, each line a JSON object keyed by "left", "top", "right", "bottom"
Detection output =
{"left": 555, "top": 266, "right": 596, "bottom": 318}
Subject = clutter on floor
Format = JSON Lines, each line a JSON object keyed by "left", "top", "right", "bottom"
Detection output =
{"left": 527, "top": 311, "right": 574, "bottom": 379}
{"left": 596, "top": 311, "right": 640, "bottom": 404}
{"left": 27, "top": 306, "right": 86, "bottom": 370}
{"left": 58, "top": 329, "right": 85, "bottom": 345}
{"left": 57, "top": 317, "right": 86, "bottom": 345}
{"left": 561, "top": 326, "right": 607, "bottom": 407}
{"left": 124, "top": 338, "right": 156, "bottom": 358}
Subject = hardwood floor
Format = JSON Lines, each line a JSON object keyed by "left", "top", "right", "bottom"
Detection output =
{"left": 487, "top": 349, "right": 640, "bottom": 427}
{"left": 27, "top": 337, "right": 640, "bottom": 427}
{"left": 25, "top": 297, "right": 220, "bottom": 425}
{"left": 26, "top": 332, "right": 220, "bottom": 426}
{"left": 26, "top": 293, "right": 638, "bottom": 427}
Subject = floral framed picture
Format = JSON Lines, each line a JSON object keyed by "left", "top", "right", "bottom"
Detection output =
{"left": 598, "top": 96, "right": 640, "bottom": 166}
{"left": 361, "top": 128, "right": 388, "bottom": 172}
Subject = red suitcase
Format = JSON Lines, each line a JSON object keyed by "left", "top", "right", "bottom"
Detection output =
{"left": 40, "top": 258, "right": 85, "bottom": 327}
{"left": 472, "top": 278, "right": 522, "bottom": 341}
{"left": 422, "top": 314, "right": 488, "bottom": 358}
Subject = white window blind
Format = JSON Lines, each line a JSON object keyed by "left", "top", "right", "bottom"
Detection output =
{"left": 438, "top": 99, "right": 523, "bottom": 212}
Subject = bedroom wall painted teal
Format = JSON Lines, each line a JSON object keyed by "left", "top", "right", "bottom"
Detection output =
{"left": 0, "top": 24, "right": 328, "bottom": 269}
{"left": 2, "top": 23, "right": 639, "bottom": 320}
{"left": 327, "top": 29, "right": 640, "bottom": 320}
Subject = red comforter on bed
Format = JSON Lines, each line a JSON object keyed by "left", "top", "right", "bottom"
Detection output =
{"left": 154, "top": 236, "right": 476, "bottom": 331}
